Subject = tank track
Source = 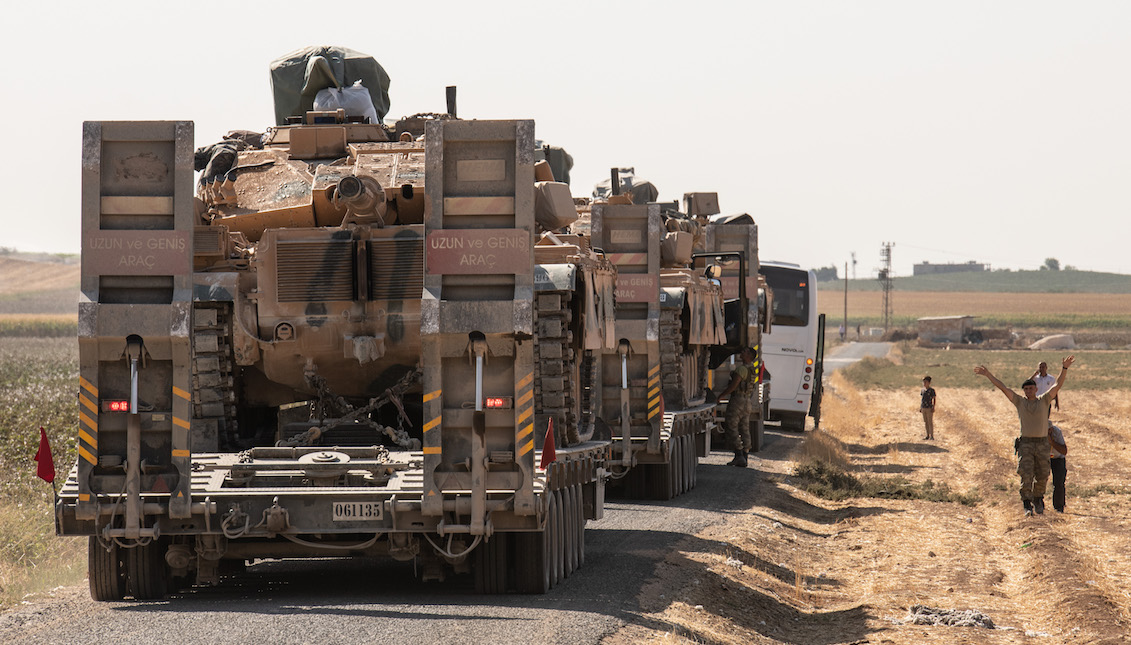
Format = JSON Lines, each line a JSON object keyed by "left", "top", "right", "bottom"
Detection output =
{"left": 659, "top": 308, "right": 708, "bottom": 409}
{"left": 534, "top": 289, "right": 580, "bottom": 446}
{"left": 577, "top": 349, "right": 597, "bottom": 443}
{"left": 192, "top": 303, "right": 237, "bottom": 449}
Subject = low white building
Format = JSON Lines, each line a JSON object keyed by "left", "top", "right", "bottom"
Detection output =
{"left": 917, "top": 315, "right": 975, "bottom": 344}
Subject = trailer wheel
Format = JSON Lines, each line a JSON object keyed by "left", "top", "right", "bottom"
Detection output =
{"left": 474, "top": 534, "right": 509, "bottom": 594}
{"left": 126, "top": 541, "right": 168, "bottom": 600}
{"left": 670, "top": 438, "right": 680, "bottom": 498}
{"left": 564, "top": 486, "right": 579, "bottom": 576}
{"left": 674, "top": 434, "right": 683, "bottom": 495}
{"left": 574, "top": 484, "right": 586, "bottom": 568}
{"left": 540, "top": 491, "right": 556, "bottom": 591}
{"left": 651, "top": 449, "right": 674, "bottom": 501}
{"left": 683, "top": 435, "right": 692, "bottom": 492}
{"left": 683, "top": 434, "right": 695, "bottom": 493}
{"left": 687, "top": 432, "right": 696, "bottom": 486}
{"left": 514, "top": 490, "right": 554, "bottom": 594}
{"left": 687, "top": 434, "right": 696, "bottom": 484}
{"left": 551, "top": 490, "right": 565, "bottom": 586}
{"left": 88, "top": 537, "right": 125, "bottom": 602}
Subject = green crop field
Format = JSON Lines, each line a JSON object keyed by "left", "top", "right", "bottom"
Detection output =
{"left": 0, "top": 338, "right": 85, "bottom": 607}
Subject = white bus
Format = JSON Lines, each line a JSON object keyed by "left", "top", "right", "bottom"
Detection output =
{"left": 758, "top": 261, "right": 821, "bottom": 430}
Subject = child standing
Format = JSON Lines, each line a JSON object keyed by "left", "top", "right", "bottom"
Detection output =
{"left": 920, "top": 376, "right": 937, "bottom": 440}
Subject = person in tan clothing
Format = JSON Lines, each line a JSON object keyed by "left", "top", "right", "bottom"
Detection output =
{"left": 974, "top": 355, "right": 1075, "bottom": 516}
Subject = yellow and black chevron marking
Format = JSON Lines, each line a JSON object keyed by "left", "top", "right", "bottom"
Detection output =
{"left": 422, "top": 389, "right": 442, "bottom": 455}
{"left": 516, "top": 372, "right": 534, "bottom": 457}
{"left": 172, "top": 386, "right": 191, "bottom": 457}
{"left": 78, "top": 377, "right": 98, "bottom": 465}
{"left": 647, "top": 363, "right": 661, "bottom": 420}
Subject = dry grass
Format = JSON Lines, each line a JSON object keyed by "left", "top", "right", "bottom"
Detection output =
{"left": 0, "top": 503, "right": 86, "bottom": 605}
{"left": 608, "top": 368, "right": 1131, "bottom": 644}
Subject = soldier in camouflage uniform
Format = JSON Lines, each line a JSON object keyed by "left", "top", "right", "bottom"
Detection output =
{"left": 974, "top": 355, "right": 1075, "bottom": 516}
{"left": 719, "top": 346, "right": 758, "bottom": 468}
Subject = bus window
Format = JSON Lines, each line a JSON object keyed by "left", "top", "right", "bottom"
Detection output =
{"left": 760, "top": 265, "right": 810, "bottom": 327}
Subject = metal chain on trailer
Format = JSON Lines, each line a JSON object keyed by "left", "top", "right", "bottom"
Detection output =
{"left": 284, "top": 367, "right": 423, "bottom": 448}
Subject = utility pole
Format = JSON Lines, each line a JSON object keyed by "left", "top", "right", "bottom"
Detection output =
{"left": 851, "top": 251, "right": 857, "bottom": 280}
{"left": 843, "top": 261, "right": 848, "bottom": 342}
{"left": 878, "top": 242, "right": 894, "bottom": 333}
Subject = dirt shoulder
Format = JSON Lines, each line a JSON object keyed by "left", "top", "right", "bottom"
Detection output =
{"left": 604, "top": 376, "right": 1131, "bottom": 644}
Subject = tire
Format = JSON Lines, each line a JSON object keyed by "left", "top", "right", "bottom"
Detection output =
{"left": 564, "top": 487, "right": 577, "bottom": 577}
{"left": 685, "top": 434, "right": 694, "bottom": 492}
{"left": 515, "top": 530, "right": 550, "bottom": 594}
{"left": 475, "top": 534, "right": 509, "bottom": 594}
{"left": 574, "top": 484, "right": 586, "bottom": 569}
{"left": 88, "top": 537, "right": 125, "bottom": 602}
{"left": 674, "top": 436, "right": 685, "bottom": 496}
{"left": 520, "top": 490, "right": 554, "bottom": 594}
{"left": 126, "top": 541, "right": 168, "bottom": 601}
{"left": 551, "top": 490, "right": 564, "bottom": 587}
{"left": 780, "top": 412, "right": 806, "bottom": 432}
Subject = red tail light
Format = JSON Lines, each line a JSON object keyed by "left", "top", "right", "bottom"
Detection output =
{"left": 484, "top": 396, "right": 513, "bottom": 409}
{"left": 102, "top": 400, "right": 130, "bottom": 413}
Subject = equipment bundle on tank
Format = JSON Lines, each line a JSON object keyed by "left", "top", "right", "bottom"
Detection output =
{"left": 57, "top": 47, "right": 760, "bottom": 599}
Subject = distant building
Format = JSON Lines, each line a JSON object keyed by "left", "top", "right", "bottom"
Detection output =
{"left": 917, "top": 315, "right": 975, "bottom": 344}
{"left": 913, "top": 261, "right": 987, "bottom": 276}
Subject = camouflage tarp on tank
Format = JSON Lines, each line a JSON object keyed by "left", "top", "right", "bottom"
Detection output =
{"left": 270, "top": 45, "right": 392, "bottom": 126}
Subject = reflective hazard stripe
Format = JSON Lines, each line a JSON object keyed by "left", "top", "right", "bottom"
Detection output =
{"left": 647, "top": 363, "right": 661, "bottom": 420}
{"left": 517, "top": 372, "right": 534, "bottom": 457}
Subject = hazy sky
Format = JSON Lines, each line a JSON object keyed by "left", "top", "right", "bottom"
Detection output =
{"left": 2, "top": 1, "right": 1128, "bottom": 278}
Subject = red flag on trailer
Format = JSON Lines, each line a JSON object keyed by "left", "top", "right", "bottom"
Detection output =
{"left": 35, "top": 427, "right": 55, "bottom": 483}
{"left": 540, "top": 417, "right": 557, "bottom": 469}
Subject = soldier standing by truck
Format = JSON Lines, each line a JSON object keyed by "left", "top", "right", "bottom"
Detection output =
{"left": 719, "top": 346, "right": 758, "bottom": 467}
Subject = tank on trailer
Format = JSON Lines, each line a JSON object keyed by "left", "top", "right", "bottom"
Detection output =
{"left": 59, "top": 48, "right": 616, "bottom": 598}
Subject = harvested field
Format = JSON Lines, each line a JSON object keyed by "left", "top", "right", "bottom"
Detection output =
{"left": 823, "top": 290, "right": 1131, "bottom": 324}
{"left": 607, "top": 367, "right": 1131, "bottom": 644}
{"left": 0, "top": 258, "right": 79, "bottom": 295}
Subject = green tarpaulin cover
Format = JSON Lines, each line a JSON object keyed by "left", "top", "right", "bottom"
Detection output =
{"left": 270, "top": 46, "right": 391, "bottom": 125}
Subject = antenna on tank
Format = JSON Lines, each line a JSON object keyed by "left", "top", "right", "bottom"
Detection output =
{"left": 446, "top": 86, "right": 457, "bottom": 118}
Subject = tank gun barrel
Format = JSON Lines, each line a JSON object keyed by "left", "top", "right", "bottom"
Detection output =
{"left": 333, "top": 174, "right": 387, "bottom": 224}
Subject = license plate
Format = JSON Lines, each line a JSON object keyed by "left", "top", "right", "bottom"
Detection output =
{"left": 332, "top": 501, "right": 383, "bottom": 521}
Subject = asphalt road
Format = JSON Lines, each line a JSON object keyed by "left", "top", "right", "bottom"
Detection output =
{"left": 823, "top": 341, "right": 893, "bottom": 373}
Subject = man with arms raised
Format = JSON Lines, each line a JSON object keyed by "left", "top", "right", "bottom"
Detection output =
{"left": 974, "top": 355, "right": 1075, "bottom": 516}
